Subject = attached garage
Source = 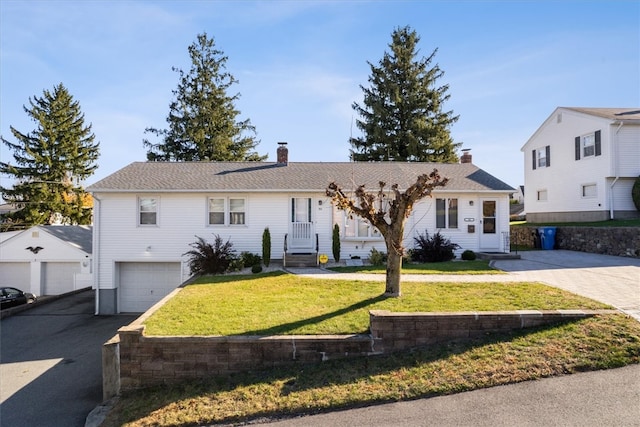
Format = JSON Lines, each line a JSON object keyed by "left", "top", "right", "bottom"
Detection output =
{"left": 0, "top": 262, "right": 31, "bottom": 287}
{"left": 42, "top": 262, "right": 81, "bottom": 295}
{"left": 118, "top": 262, "right": 182, "bottom": 313}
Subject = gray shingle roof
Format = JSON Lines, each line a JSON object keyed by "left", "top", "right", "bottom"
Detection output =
{"left": 43, "top": 225, "right": 92, "bottom": 254}
{"left": 87, "top": 161, "right": 515, "bottom": 193}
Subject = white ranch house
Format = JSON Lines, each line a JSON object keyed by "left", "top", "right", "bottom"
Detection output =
{"left": 522, "top": 107, "right": 640, "bottom": 222}
{"left": 88, "top": 144, "right": 514, "bottom": 314}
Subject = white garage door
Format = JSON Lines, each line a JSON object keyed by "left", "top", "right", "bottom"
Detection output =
{"left": 43, "top": 262, "right": 80, "bottom": 295}
{"left": 0, "top": 262, "right": 30, "bottom": 288}
{"left": 118, "top": 262, "right": 182, "bottom": 313}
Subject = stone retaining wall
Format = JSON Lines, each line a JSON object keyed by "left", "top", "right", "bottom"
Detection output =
{"left": 104, "top": 309, "right": 610, "bottom": 398}
{"left": 510, "top": 226, "right": 640, "bottom": 258}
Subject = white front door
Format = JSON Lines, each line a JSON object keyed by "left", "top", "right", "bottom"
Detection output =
{"left": 289, "top": 197, "right": 314, "bottom": 250}
{"left": 479, "top": 199, "right": 500, "bottom": 251}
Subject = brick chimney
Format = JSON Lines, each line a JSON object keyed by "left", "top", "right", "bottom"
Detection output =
{"left": 460, "top": 149, "right": 472, "bottom": 164}
{"left": 277, "top": 142, "right": 288, "bottom": 165}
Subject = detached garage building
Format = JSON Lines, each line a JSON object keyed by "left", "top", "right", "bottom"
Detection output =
{"left": 0, "top": 225, "right": 92, "bottom": 297}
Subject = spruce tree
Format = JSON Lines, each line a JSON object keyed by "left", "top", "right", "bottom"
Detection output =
{"left": 0, "top": 83, "right": 99, "bottom": 227}
{"left": 350, "top": 26, "right": 461, "bottom": 163}
{"left": 144, "top": 33, "right": 266, "bottom": 162}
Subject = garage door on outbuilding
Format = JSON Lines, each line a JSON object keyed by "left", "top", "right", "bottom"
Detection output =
{"left": 0, "top": 262, "right": 31, "bottom": 287}
{"left": 42, "top": 262, "right": 81, "bottom": 295}
{"left": 118, "top": 262, "right": 182, "bottom": 313}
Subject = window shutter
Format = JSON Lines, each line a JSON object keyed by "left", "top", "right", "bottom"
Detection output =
{"left": 595, "top": 130, "right": 601, "bottom": 156}
{"left": 532, "top": 149, "right": 537, "bottom": 170}
{"left": 575, "top": 137, "right": 581, "bottom": 160}
{"left": 545, "top": 145, "right": 550, "bottom": 167}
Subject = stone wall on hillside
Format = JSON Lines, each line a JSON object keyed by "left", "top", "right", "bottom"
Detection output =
{"left": 510, "top": 226, "right": 640, "bottom": 258}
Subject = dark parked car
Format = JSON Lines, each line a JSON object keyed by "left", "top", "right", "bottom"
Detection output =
{"left": 1, "top": 287, "right": 37, "bottom": 310}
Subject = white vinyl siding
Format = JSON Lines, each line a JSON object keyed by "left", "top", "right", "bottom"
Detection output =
{"left": 615, "top": 126, "right": 640, "bottom": 177}
{"left": 522, "top": 109, "right": 617, "bottom": 217}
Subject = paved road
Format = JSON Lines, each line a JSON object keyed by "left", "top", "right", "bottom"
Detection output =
{"left": 267, "top": 364, "right": 640, "bottom": 427}
{"left": 0, "top": 290, "right": 136, "bottom": 427}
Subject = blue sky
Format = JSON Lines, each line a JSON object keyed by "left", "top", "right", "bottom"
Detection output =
{"left": 1, "top": 0, "right": 638, "bottom": 191}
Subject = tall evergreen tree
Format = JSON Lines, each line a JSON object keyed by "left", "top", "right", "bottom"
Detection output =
{"left": 143, "top": 33, "right": 266, "bottom": 162}
{"left": 1, "top": 83, "right": 99, "bottom": 227}
{"left": 350, "top": 26, "right": 461, "bottom": 163}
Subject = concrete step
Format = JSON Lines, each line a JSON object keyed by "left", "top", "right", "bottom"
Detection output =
{"left": 284, "top": 252, "right": 318, "bottom": 267}
{"left": 477, "top": 252, "right": 522, "bottom": 260}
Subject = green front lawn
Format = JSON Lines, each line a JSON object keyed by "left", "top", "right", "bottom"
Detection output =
{"left": 106, "top": 270, "right": 640, "bottom": 427}
{"left": 144, "top": 272, "right": 609, "bottom": 336}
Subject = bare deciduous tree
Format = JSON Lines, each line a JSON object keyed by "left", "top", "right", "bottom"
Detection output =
{"left": 327, "top": 169, "right": 448, "bottom": 296}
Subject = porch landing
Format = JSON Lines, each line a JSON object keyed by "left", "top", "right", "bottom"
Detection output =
{"left": 476, "top": 252, "right": 522, "bottom": 260}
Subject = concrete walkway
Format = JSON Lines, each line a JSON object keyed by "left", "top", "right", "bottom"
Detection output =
{"left": 288, "top": 250, "right": 640, "bottom": 321}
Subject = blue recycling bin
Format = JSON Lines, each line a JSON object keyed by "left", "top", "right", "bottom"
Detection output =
{"left": 538, "top": 227, "right": 557, "bottom": 250}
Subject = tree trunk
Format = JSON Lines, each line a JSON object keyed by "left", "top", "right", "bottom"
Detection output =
{"left": 385, "top": 250, "right": 402, "bottom": 296}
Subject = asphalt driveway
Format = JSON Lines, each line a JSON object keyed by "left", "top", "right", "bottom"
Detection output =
{"left": 0, "top": 290, "right": 136, "bottom": 427}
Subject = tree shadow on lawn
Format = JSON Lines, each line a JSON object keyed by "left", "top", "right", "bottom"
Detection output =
{"left": 240, "top": 293, "right": 389, "bottom": 335}
{"left": 116, "top": 319, "right": 605, "bottom": 427}
{"left": 186, "top": 270, "right": 288, "bottom": 286}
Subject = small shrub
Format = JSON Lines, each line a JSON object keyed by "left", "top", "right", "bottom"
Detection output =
{"left": 262, "top": 228, "right": 271, "bottom": 267}
{"left": 461, "top": 250, "right": 477, "bottom": 261}
{"left": 240, "top": 251, "right": 262, "bottom": 268}
{"left": 183, "top": 234, "right": 237, "bottom": 275}
{"left": 228, "top": 258, "right": 244, "bottom": 272}
{"left": 332, "top": 224, "right": 341, "bottom": 262}
{"left": 412, "top": 230, "right": 460, "bottom": 262}
{"left": 369, "top": 247, "right": 387, "bottom": 266}
{"left": 251, "top": 264, "right": 263, "bottom": 274}
{"left": 632, "top": 176, "right": 640, "bottom": 212}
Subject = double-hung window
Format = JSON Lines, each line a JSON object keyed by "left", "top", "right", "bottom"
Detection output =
{"left": 581, "top": 184, "right": 597, "bottom": 198}
{"left": 532, "top": 146, "right": 550, "bottom": 169}
{"left": 229, "top": 199, "right": 245, "bottom": 225}
{"left": 436, "top": 198, "right": 458, "bottom": 229}
{"left": 208, "top": 197, "right": 246, "bottom": 226}
{"left": 575, "top": 130, "right": 601, "bottom": 160}
{"left": 344, "top": 215, "right": 381, "bottom": 238}
{"left": 138, "top": 197, "right": 158, "bottom": 226}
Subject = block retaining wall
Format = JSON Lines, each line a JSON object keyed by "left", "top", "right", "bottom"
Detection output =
{"left": 510, "top": 226, "right": 640, "bottom": 258}
{"left": 104, "top": 309, "right": 613, "bottom": 398}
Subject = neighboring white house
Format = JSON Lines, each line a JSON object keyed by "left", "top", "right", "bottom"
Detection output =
{"left": 87, "top": 144, "right": 515, "bottom": 314}
{"left": 0, "top": 225, "right": 93, "bottom": 296}
{"left": 521, "top": 107, "right": 640, "bottom": 222}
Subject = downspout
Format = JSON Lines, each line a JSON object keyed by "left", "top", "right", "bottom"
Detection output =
{"left": 92, "top": 193, "right": 101, "bottom": 315}
{"left": 609, "top": 122, "right": 624, "bottom": 219}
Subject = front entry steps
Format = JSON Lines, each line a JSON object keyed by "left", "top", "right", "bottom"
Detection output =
{"left": 284, "top": 252, "right": 318, "bottom": 268}
{"left": 477, "top": 252, "right": 521, "bottom": 260}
